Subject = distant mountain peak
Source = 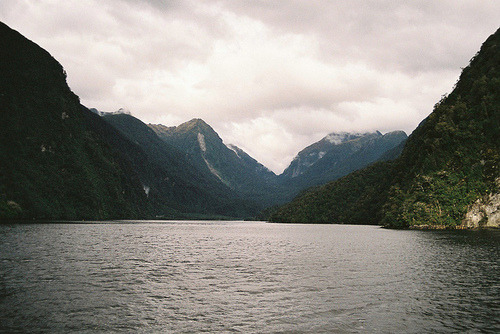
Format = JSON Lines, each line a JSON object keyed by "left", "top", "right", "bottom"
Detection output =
{"left": 179, "top": 117, "right": 210, "bottom": 129}
{"left": 183, "top": 118, "right": 207, "bottom": 126}
{"left": 281, "top": 130, "right": 406, "bottom": 181}
{"left": 190, "top": 118, "right": 206, "bottom": 123}
{"left": 90, "top": 107, "right": 131, "bottom": 116}
{"left": 325, "top": 132, "right": 348, "bottom": 144}
{"left": 115, "top": 107, "right": 131, "bottom": 115}
{"left": 324, "top": 131, "right": 378, "bottom": 145}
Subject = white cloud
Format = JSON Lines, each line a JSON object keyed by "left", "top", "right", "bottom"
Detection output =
{"left": 1, "top": 0, "right": 499, "bottom": 173}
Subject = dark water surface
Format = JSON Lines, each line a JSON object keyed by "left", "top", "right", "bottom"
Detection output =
{"left": 0, "top": 221, "right": 498, "bottom": 333}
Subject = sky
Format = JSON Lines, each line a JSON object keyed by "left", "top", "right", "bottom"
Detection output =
{"left": 1, "top": 1, "right": 499, "bottom": 173}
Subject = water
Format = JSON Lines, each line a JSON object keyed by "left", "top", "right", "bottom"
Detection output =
{"left": 0, "top": 221, "right": 498, "bottom": 333}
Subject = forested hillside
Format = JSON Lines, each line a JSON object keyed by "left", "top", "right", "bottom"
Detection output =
{"left": 0, "top": 22, "right": 255, "bottom": 220}
{"left": 382, "top": 27, "right": 500, "bottom": 228}
{"left": 270, "top": 28, "right": 500, "bottom": 228}
{"left": 0, "top": 22, "right": 150, "bottom": 219}
{"left": 150, "top": 119, "right": 283, "bottom": 208}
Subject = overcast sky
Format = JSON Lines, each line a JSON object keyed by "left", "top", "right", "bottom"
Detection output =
{"left": 1, "top": 1, "right": 499, "bottom": 173}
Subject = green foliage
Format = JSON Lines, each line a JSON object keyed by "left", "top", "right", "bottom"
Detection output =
{"left": 104, "top": 114, "right": 259, "bottom": 218}
{"left": 382, "top": 28, "right": 500, "bottom": 228}
{"left": 0, "top": 22, "right": 150, "bottom": 220}
{"left": 270, "top": 28, "right": 500, "bottom": 228}
{"left": 269, "top": 162, "right": 394, "bottom": 224}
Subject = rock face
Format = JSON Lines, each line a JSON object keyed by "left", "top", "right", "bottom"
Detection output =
{"left": 463, "top": 179, "right": 500, "bottom": 228}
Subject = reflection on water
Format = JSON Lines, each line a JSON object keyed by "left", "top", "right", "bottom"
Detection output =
{"left": 0, "top": 222, "right": 498, "bottom": 333}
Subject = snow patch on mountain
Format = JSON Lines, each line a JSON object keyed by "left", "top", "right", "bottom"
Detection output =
{"left": 198, "top": 133, "right": 207, "bottom": 152}
{"left": 325, "top": 133, "right": 349, "bottom": 144}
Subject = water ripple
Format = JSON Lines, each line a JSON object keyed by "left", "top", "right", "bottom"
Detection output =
{"left": 0, "top": 222, "right": 498, "bottom": 333}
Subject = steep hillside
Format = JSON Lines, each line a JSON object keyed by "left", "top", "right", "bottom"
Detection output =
{"left": 104, "top": 114, "right": 257, "bottom": 218}
{"left": 227, "top": 144, "right": 277, "bottom": 183}
{"left": 149, "top": 119, "right": 282, "bottom": 208}
{"left": 0, "top": 22, "right": 150, "bottom": 220}
{"left": 279, "top": 130, "right": 407, "bottom": 193}
{"left": 270, "top": 28, "right": 499, "bottom": 228}
{"left": 280, "top": 132, "right": 373, "bottom": 179}
{"left": 269, "top": 162, "right": 394, "bottom": 224}
{"left": 0, "top": 22, "right": 256, "bottom": 220}
{"left": 382, "top": 28, "right": 500, "bottom": 228}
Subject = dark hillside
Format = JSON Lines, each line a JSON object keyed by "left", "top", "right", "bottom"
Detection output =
{"left": 104, "top": 114, "right": 258, "bottom": 218}
{"left": 0, "top": 22, "right": 256, "bottom": 220}
{"left": 270, "top": 28, "right": 500, "bottom": 228}
{"left": 382, "top": 27, "right": 500, "bottom": 228}
{"left": 0, "top": 22, "right": 149, "bottom": 219}
{"left": 269, "top": 161, "right": 394, "bottom": 224}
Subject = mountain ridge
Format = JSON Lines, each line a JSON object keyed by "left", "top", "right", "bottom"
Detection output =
{"left": 149, "top": 118, "right": 281, "bottom": 208}
{"left": 0, "top": 22, "right": 151, "bottom": 219}
{"left": 277, "top": 130, "right": 408, "bottom": 196}
{"left": 103, "top": 113, "right": 258, "bottom": 218}
{"left": 269, "top": 27, "right": 500, "bottom": 228}
{"left": 0, "top": 20, "right": 419, "bottom": 220}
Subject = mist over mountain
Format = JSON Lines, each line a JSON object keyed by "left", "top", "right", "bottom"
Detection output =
{"left": 0, "top": 20, "right": 425, "bottom": 222}
{"left": 0, "top": 22, "right": 254, "bottom": 220}
{"left": 270, "top": 28, "right": 500, "bottom": 229}
{"left": 278, "top": 130, "right": 407, "bottom": 195}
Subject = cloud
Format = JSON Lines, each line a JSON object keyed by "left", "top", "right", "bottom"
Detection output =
{"left": 217, "top": 0, "right": 500, "bottom": 72}
{"left": 1, "top": 0, "right": 499, "bottom": 173}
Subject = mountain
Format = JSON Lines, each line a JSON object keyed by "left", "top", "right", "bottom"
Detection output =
{"left": 0, "top": 22, "right": 254, "bottom": 220}
{"left": 103, "top": 114, "right": 257, "bottom": 218}
{"left": 89, "top": 107, "right": 131, "bottom": 116}
{"left": 270, "top": 28, "right": 500, "bottom": 229}
{"left": 281, "top": 132, "right": 376, "bottom": 179}
{"left": 0, "top": 22, "right": 150, "bottom": 220}
{"left": 381, "top": 28, "right": 500, "bottom": 229}
{"left": 150, "top": 119, "right": 408, "bottom": 207}
{"left": 279, "top": 130, "right": 407, "bottom": 194}
{"left": 149, "top": 119, "right": 281, "bottom": 208}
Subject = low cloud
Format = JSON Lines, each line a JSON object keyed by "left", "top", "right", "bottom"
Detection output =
{"left": 1, "top": 0, "right": 499, "bottom": 173}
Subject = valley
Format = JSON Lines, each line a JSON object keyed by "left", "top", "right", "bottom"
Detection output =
{"left": 0, "top": 21, "right": 498, "bottom": 228}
